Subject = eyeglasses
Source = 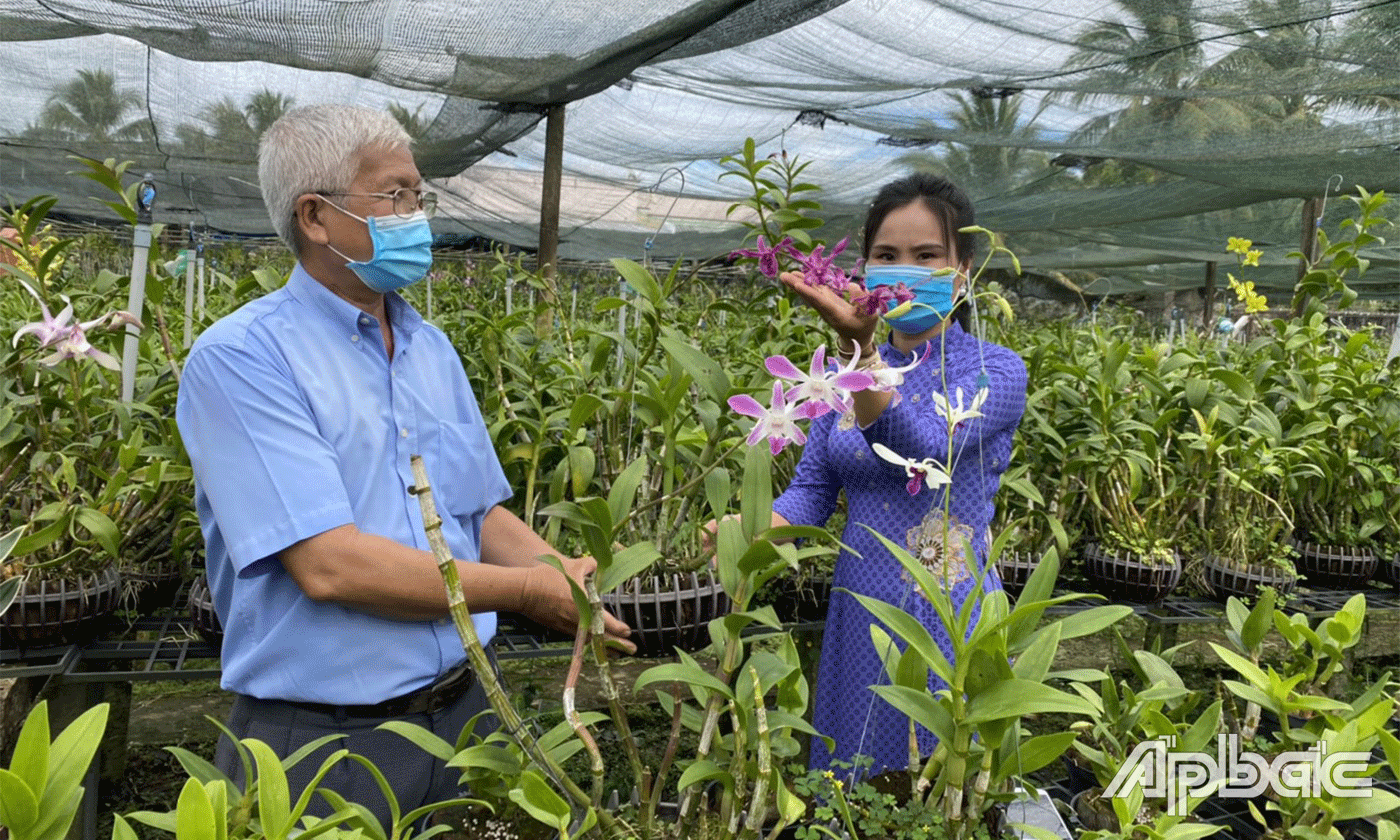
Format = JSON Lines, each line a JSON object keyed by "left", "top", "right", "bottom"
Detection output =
{"left": 318, "top": 187, "right": 438, "bottom": 219}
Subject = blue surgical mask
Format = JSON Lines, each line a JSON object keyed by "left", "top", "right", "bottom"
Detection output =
{"left": 326, "top": 205, "right": 434, "bottom": 293}
{"left": 863, "top": 264, "right": 962, "bottom": 334}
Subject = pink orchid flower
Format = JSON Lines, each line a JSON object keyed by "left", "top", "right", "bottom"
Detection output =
{"left": 12, "top": 278, "right": 142, "bottom": 369}
{"left": 871, "top": 442, "right": 953, "bottom": 496}
{"left": 728, "top": 381, "right": 808, "bottom": 455}
{"left": 765, "top": 344, "right": 876, "bottom": 419}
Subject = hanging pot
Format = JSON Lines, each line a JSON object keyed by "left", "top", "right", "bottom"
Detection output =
{"left": 0, "top": 564, "right": 123, "bottom": 649}
{"left": 1081, "top": 542, "right": 1181, "bottom": 604}
{"left": 1290, "top": 539, "right": 1377, "bottom": 589}
{"left": 994, "top": 550, "right": 1040, "bottom": 598}
{"left": 186, "top": 572, "right": 223, "bottom": 649}
{"left": 602, "top": 570, "right": 729, "bottom": 657}
{"left": 1202, "top": 554, "right": 1298, "bottom": 603}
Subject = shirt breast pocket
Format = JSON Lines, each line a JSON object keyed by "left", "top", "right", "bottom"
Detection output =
{"left": 422, "top": 419, "right": 508, "bottom": 523}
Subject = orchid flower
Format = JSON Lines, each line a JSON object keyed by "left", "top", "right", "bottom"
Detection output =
{"left": 731, "top": 235, "right": 800, "bottom": 279}
{"left": 728, "top": 381, "right": 808, "bottom": 455}
{"left": 864, "top": 344, "right": 930, "bottom": 393}
{"left": 12, "top": 277, "right": 142, "bottom": 368}
{"left": 871, "top": 442, "right": 952, "bottom": 496}
{"left": 765, "top": 344, "right": 876, "bottom": 419}
{"left": 794, "top": 238, "right": 861, "bottom": 292}
{"left": 929, "top": 385, "right": 989, "bottom": 431}
{"left": 11, "top": 278, "right": 75, "bottom": 348}
{"left": 849, "top": 282, "right": 913, "bottom": 317}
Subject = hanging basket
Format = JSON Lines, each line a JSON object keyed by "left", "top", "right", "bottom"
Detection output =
{"left": 186, "top": 573, "right": 223, "bottom": 649}
{"left": 994, "top": 551, "right": 1041, "bottom": 598}
{"left": 1290, "top": 539, "right": 1377, "bottom": 589}
{"left": 1081, "top": 542, "right": 1181, "bottom": 604}
{"left": 602, "top": 570, "right": 729, "bottom": 657}
{"left": 1202, "top": 554, "right": 1298, "bottom": 603}
{"left": 121, "top": 562, "right": 187, "bottom": 615}
{"left": 0, "top": 564, "right": 123, "bottom": 649}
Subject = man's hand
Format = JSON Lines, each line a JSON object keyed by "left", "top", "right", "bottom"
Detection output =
{"left": 520, "top": 556, "right": 636, "bottom": 655}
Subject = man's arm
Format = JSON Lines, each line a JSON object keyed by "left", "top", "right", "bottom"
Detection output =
{"left": 478, "top": 505, "right": 634, "bottom": 649}
{"left": 279, "top": 514, "right": 635, "bottom": 652}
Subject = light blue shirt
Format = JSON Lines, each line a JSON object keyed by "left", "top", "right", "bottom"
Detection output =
{"left": 176, "top": 264, "right": 511, "bottom": 704}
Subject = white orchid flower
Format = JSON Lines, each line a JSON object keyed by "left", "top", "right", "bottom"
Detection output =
{"left": 929, "top": 386, "right": 989, "bottom": 429}
{"left": 871, "top": 442, "right": 953, "bottom": 496}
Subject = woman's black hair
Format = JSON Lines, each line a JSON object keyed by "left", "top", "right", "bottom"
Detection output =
{"left": 861, "top": 172, "right": 976, "bottom": 333}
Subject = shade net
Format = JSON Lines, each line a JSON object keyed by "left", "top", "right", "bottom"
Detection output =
{"left": 0, "top": 0, "right": 1397, "bottom": 297}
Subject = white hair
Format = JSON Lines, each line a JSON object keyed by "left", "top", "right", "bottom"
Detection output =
{"left": 258, "top": 104, "right": 412, "bottom": 256}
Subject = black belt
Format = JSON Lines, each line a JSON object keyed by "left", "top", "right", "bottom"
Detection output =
{"left": 282, "top": 661, "right": 475, "bottom": 719}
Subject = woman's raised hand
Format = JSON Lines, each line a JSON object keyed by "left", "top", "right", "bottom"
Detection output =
{"left": 778, "top": 270, "right": 878, "bottom": 356}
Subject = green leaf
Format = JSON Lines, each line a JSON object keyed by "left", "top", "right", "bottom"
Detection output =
{"left": 73, "top": 506, "right": 121, "bottom": 559}
{"left": 606, "top": 456, "right": 648, "bottom": 536}
{"left": 36, "top": 703, "right": 108, "bottom": 834}
{"left": 0, "top": 767, "right": 39, "bottom": 833}
{"left": 677, "top": 758, "right": 732, "bottom": 792}
{"left": 444, "top": 744, "right": 523, "bottom": 775}
{"left": 995, "top": 731, "right": 1078, "bottom": 783}
{"left": 965, "top": 679, "right": 1093, "bottom": 722}
{"left": 597, "top": 541, "right": 660, "bottom": 595}
{"left": 374, "top": 721, "right": 456, "bottom": 761}
{"left": 10, "top": 699, "right": 51, "bottom": 805}
{"left": 1334, "top": 789, "right": 1400, "bottom": 820}
{"left": 610, "top": 259, "right": 662, "bottom": 305}
{"left": 507, "top": 770, "right": 572, "bottom": 832}
{"left": 246, "top": 740, "right": 292, "bottom": 839}
{"left": 634, "top": 662, "right": 734, "bottom": 699}
{"left": 658, "top": 334, "right": 731, "bottom": 405}
{"left": 174, "top": 778, "right": 217, "bottom": 840}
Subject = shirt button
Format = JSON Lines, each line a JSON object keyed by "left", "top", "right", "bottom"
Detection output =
{"left": 350, "top": 335, "right": 359, "bottom": 342}
{"left": 400, "top": 428, "right": 409, "bottom": 438}
{"left": 359, "top": 317, "right": 371, "bottom": 326}
{"left": 883, "top": 502, "right": 891, "bottom": 511}
{"left": 911, "top": 394, "right": 921, "bottom": 402}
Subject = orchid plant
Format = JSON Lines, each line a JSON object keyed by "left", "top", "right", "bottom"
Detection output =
{"left": 1, "top": 193, "right": 187, "bottom": 583}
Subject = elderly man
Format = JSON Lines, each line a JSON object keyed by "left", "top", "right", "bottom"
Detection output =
{"left": 175, "top": 103, "right": 633, "bottom": 827}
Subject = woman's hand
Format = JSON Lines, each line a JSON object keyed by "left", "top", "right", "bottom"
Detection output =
{"left": 778, "top": 270, "right": 878, "bottom": 357}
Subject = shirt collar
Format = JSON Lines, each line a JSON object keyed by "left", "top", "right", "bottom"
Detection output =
{"left": 285, "top": 263, "right": 424, "bottom": 337}
{"left": 886, "top": 321, "right": 969, "bottom": 364}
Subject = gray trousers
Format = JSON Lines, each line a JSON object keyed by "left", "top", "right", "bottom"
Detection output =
{"left": 214, "top": 653, "right": 499, "bottom": 832}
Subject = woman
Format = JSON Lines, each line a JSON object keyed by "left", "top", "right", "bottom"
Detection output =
{"left": 771, "top": 172, "right": 1027, "bottom": 776}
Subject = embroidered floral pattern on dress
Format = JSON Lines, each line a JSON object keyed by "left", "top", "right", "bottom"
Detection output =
{"left": 904, "top": 505, "right": 975, "bottom": 591}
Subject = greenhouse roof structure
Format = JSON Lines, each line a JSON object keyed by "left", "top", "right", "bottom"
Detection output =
{"left": 1, "top": 0, "right": 1398, "bottom": 296}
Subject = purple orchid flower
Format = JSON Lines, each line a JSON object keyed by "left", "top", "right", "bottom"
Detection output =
{"left": 728, "top": 381, "right": 808, "bottom": 455}
{"left": 765, "top": 344, "right": 875, "bottom": 419}
{"left": 731, "top": 235, "right": 801, "bottom": 279}
{"left": 849, "top": 282, "right": 915, "bottom": 317}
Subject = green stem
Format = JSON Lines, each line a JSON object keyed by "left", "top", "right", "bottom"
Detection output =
{"left": 408, "top": 456, "right": 620, "bottom": 836}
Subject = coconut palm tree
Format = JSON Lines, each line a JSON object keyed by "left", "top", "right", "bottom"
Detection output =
{"left": 388, "top": 102, "right": 434, "bottom": 141}
{"left": 175, "top": 88, "right": 293, "bottom": 161}
{"left": 26, "top": 69, "right": 151, "bottom": 145}
{"left": 899, "top": 91, "right": 1048, "bottom": 200}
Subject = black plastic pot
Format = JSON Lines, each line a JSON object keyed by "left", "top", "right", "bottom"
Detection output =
{"left": 766, "top": 571, "right": 832, "bottom": 624}
{"left": 1290, "top": 539, "right": 1377, "bottom": 589}
{"left": 186, "top": 573, "right": 223, "bottom": 649}
{"left": 602, "top": 571, "right": 729, "bottom": 657}
{"left": 994, "top": 551, "right": 1040, "bottom": 598}
{"left": 1081, "top": 542, "right": 1182, "bottom": 603}
{"left": 0, "top": 564, "right": 123, "bottom": 649}
{"left": 1202, "top": 554, "right": 1298, "bottom": 603}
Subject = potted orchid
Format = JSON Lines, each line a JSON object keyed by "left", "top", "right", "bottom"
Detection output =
{"left": 0, "top": 192, "right": 185, "bottom": 644}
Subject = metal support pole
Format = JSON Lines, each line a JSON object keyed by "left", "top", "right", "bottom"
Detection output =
{"left": 121, "top": 175, "right": 156, "bottom": 403}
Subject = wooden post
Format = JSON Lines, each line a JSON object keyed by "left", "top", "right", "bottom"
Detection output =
{"left": 1203, "top": 261, "right": 1217, "bottom": 329}
{"left": 536, "top": 103, "right": 565, "bottom": 337}
{"left": 1293, "top": 196, "right": 1322, "bottom": 316}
